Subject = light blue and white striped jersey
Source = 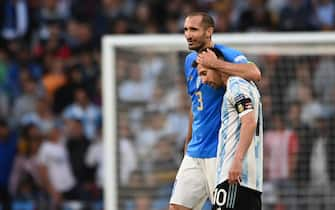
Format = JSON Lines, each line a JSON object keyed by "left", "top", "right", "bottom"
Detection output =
{"left": 216, "top": 76, "right": 263, "bottom": 192}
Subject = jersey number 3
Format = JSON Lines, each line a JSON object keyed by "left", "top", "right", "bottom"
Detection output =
{"left": 195, "top": 91, "right": 203, "bottom": 111}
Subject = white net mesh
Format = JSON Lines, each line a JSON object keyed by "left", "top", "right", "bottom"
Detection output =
{"left": 102, "top": 33, "right": 335, "bottom": 210}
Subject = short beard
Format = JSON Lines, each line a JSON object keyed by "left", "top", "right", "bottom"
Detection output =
{"left": 189, "top": 42, "right": 207, "bottom": 52}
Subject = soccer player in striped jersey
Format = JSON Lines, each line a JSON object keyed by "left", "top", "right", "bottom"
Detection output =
{"left": 197, "top": 48, "right": 263, "bottom": 210}
{"left": 169, "top": 12, "right": 261, "bottom": 210}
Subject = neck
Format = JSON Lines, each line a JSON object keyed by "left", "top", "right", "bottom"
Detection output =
{"left": 221, "top": 73, "right": 229, "bottom": 86}
{"left": 197, "top": 41, "right": 214, "bottom": 52}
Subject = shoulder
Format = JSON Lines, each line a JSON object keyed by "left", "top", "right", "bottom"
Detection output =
{"left": 185, "top": 51, "right": 197, "bottom": 64}
{"left": 226, "top": 77, "right": 253, "bottom": 97}
{"left": 184, "top": 51, "right": 197, "bottom": 74}
{"left": 227, "top": 77, "right": 260, "bottom": 101}
{"left": 214, "top": 44, "right": 248, "bottom": 63}
{"left": 185, "top": 51, "right": 197, "bottom": 61}
{"left": 37, "top": 142, "right": 50, "bottom": 155}
{"left": 227, "top": 76, "right": 249, "bottom": 89}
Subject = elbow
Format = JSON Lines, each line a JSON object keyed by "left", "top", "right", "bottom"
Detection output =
{"left": 248, "top": 63, "right": 261, "bottom": 81}
{"left": 253, "top": 65, "right": 262, "bottom": 81}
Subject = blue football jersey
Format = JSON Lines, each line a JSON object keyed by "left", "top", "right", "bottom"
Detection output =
{"left": 184, "top": 44, "right": 249, "bottom": 158}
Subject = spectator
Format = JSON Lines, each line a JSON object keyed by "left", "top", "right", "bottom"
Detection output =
{"left": 265, "top": 114, "right": 299, "bottom": 181}
{"left": 7, "top": 43, "right": 43, "bottom": 86}
{"left": 312, "top": 0, "right": 335, "bottom": 30}
{"left": 278, "top": 0, "right": 316, "bottom": 31}
{"left": 12, "top": 76, "right": 41, "bottom": 126}
{"left": 63, "top": 87, "right": 101, "bottom": 139}
{"left": 1, "top": 0, "right": 29, "bottom": 40}
{"left": 211, "top": 1, "right": 235, "bottom": 32}
{"left": 313, "top": 57, "right": 335, "bottom": 105}
{"left": 297, "top": 114, "right": 335, "bottom": 210}
{"left": 146, "top": 84, "right": 169, "bottom": 112}
{"left": 0, "top": 48, "right": 8, "bottom": 84}
{"left": 285, "top": 62, "right": 312, "bottom": 105}
{"left": 119, "top": 63, "right": 154, "bottom": 103}
{"left": 33, "top": 20, "right": 71, "bottom": 61}
{"left": 36, "top": 0, "right": 70, "bottom": 38}
{"left": 122, "top": 170, "right": 155, "bottom": 209}
{"left": 150, "top": 136, "right": 178, "bottom": 186}
{"left": 0, "top": 119, "right": 18, "bottom": 210}
{"left": 65, "top": 118, "right": 93, "bottom": 200}
{"left": 9, "top": 123, "right": 42, "bottom": 200}
{"left": 70, "top": 0, "right": 99, "bottom": 19}
{"left": 85, "top": 129, "right": 103, "bottom": 190}
{"left": 236, "top": 0, "right": 275, "bottom": 31}
{"left": 264, "top": 114, "right": 299, "bottom": 210}
{"left": 126, "top": 193, "right": 154, "bottom": 210}
{"left": 37, "top": 123, "right": 77, "bottom": 210}
{"left": 67, "top": 18, "right": 94, "bottom": 51}
{"left": 21, "top": 97, "right": 55, "bottom": 135}
{"left": 119, "top": 120, "right": 138, "bottom": 186}
{"left": 267, "top": 0, "right": 287, "bottom": 14}
{"left": 164, "top": 91, "right": 189, "bottom": 150}
{"left": 0, "top": 89, "right": 10, "bottom": 120}
{"left": 132, "top": 1, "right": 155, "bottom": 33}
{"left": 298, "top": 84, "right": 323, "bottom": 127}
{"left": 135, "top": 111, "right": 168, "bottom": 161}
{"left": 77, "top": 48, "right": 99, "bottom": 88}
{"left": 42, "top": 57, "right": 66, "bottom": 98}
{"left": 53, "top": 64, "right": 86, "bottom": 114}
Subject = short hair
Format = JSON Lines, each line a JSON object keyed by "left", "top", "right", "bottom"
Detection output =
{"left": 186, "top": 12, "right": 215, "bottom": 29}
{"left": 192, "top": 47, "right": 224, "bottom": 67}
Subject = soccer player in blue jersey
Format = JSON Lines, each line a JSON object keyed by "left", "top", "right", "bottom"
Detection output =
{"left": 169, "top": 12, "right": 261, "bottom": 210}
{"left": 197, "top": 48, "right": 263, "bottom": 210}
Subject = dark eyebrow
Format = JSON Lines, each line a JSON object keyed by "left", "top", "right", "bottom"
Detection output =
{"left": 184, "top": 26, "right": 199, "bottom": 31}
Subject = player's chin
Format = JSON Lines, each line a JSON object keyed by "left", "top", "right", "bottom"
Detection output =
{"left": 188, "top": 44, "right": 200, "bottom": 51}
{"left": 209, "top": 83, "right": 219, "bottom": 89}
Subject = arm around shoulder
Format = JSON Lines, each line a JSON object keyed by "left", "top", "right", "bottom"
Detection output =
{"left": 215, "top": 60, "right": 261, "bottom": 82}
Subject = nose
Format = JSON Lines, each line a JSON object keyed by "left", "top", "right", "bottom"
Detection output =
{"left": 184, "top": 29, "right": 192, "bottom": 39}
{"left": 185, "top": 31, "right": 191, "bottom": 39}
{"left": 201, "top": 76, "right": 207, "bottom": 84}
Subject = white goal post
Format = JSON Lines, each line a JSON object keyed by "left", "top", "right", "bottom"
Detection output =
{"left": 102, "top": 32, "right": 335, "bottom": 210}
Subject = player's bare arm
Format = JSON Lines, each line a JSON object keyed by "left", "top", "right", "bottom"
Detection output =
{"left": 228, "top": 111, "right": 257, "bottom": 184}
{"left": 184, "top": 109, "right": 193, "bottom": 154}
{"left": 197, "top": 49, "right": 261, "bottom": 81}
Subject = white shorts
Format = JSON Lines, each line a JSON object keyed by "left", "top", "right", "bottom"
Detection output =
{"left": 169, "top": 155, "right": 216, "bottom": 210}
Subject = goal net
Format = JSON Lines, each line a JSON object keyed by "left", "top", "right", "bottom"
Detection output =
{"left": 102, "top": 32, "right": 335, "bottom": 210}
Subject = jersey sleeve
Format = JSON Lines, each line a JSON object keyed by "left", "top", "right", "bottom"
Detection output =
{"left": 227, "top": 77, "right": 254, "bottom": 117}
{"left": 184, "top": 53, "right": 196, "bottom": 95}
{"left": 219, "top": 46, "right": 249, "bottom": 64}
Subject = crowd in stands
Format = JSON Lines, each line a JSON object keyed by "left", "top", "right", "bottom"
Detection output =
{"left": 1, "top": 0, "right": 335, "bottom": 210}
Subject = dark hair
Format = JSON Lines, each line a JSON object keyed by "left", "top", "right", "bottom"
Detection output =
{"left": 192, "top": 47, "right": 224, "bottom": 67}
{"left": 186, "top": 12, "right": 215, "bottom": 29}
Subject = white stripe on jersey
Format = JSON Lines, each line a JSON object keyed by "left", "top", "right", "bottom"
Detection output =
{"left": 216, "top": 76, "right": 263, "bottom": 192}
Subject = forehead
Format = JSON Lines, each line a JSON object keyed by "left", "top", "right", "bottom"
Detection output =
{"left": 197, "top": 65, "right": 210, "bottom": 75}
{"left": 184, "top": 15, "right": 203, "bottom": 27}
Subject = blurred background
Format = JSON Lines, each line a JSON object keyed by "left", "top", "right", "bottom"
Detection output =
{"left": 1, "top": 0, "right": 335, "bottom": 210}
